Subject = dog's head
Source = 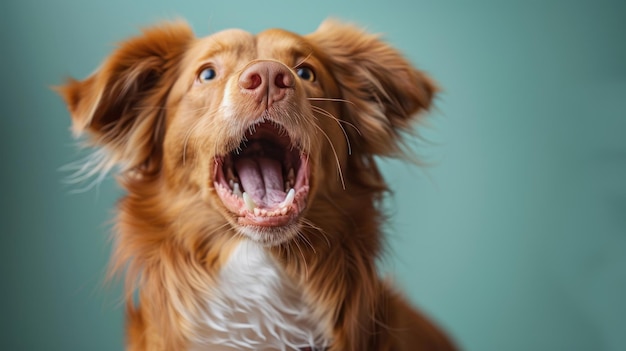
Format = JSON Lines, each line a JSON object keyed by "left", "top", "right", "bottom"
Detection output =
{"left": 58, "top": 20, "right": 435, "bottom": 246}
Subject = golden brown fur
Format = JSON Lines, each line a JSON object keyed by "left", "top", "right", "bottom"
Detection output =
{"left": 57, "top": 19, "right": 456, "bottom": 351}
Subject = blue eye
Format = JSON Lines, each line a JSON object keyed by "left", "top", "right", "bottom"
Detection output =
{"left": 296, "top": 67, "right": 316, "bottom": 82}
{"left": 198, "top": 67, "right": 217, "bottom": 82}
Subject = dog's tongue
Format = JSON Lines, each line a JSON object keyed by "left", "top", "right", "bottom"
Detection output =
{"left": 235, "top": 157, "right": 286, "bottom": 207}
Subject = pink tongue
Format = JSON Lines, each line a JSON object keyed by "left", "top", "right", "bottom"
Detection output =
{"left": 235, "top": 157, "right": 286, "bottom": 207}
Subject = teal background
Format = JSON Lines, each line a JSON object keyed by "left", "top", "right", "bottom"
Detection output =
{"left": 1, "top": 0, "right": 625, "bottom": 350}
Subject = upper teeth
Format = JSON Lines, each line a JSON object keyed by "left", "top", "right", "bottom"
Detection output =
{"left": 286, "top": 168, "right": 295, "bottom": 190}
{"left": 287, "top": 168, "right": 295, "bottom": 182}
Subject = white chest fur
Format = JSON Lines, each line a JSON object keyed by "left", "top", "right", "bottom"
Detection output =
{"left": 188, "top": 241, "right": 328, "bottom": 351}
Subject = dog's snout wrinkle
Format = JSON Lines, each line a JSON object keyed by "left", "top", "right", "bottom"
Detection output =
{"left": 238, "top": 61, "right": 294, "bottom": 107}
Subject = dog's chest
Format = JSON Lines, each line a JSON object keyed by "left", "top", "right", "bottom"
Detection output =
{"left": 188, "top": 241, "right": 327, "bottom": 351}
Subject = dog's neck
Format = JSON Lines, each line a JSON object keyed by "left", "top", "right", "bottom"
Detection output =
{"left": 116, "top": 180, "right": 383, "bottom": 350}
{"left": 187, "top": 240, "right": 329, "bottom": 350}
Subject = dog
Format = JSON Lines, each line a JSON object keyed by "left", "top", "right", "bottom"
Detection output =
{"left": 57, "top": 19, "right": 456, "bottom": 351}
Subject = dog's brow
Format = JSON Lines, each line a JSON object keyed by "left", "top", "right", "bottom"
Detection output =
{"left": 196, "top": 31, "right": 256, "bottom": 61}
{"left": 199, "top": 41, "right": 233, "bottom": 60}
{"left": 257, "top": 31, "right": 313, "bottom": 59}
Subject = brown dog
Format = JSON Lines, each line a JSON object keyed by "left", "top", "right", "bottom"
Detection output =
{"left": 58, "top": 19, "right": 456, "bottom": 351}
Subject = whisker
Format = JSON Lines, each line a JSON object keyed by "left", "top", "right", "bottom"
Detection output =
{"left": 300, "top": 218, "right": 331, "bottom": 248}
{"left": 292, "top": 235, "right": 310, "bottom": 279}
{"left": 205, "top": 221, "right": 233, "bottom": 238}
{"left": 307, "top": 97, "right": 356, "bottom": 107}
{"left": 307, "top": 98, "right": 363, "bottom": 135}
{"left": 221, "top": 224, "right": 250, "bottom": 251}
{"left": 296, "top": 231, "right": 316, "bottom": 254}
{"left": 293, "top": 51, "right": 314, "bottom": 69}
{"left": 312, "top": 106, "right": 353, "bottom": 155}
{"left": 313, "top": 123, "right": 346, "bottom": 190}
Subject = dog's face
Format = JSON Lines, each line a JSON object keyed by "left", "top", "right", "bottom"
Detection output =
{"left": 58, "top": 20, "right": 435, "bottom": 246}
{"left": 163, "top": 28, "right": 344, "bottom": 245}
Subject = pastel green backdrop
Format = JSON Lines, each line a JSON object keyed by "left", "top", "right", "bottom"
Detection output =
{"left": 1, "top": 1, "right": 625, "bottom": 350}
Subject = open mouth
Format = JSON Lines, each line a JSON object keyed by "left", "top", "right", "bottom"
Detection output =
{"left": 213, "top": 121, "right": 310, "bottom": 228}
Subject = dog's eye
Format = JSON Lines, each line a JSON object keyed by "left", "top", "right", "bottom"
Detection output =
{"left": 296, "top": 67, "right": 316, "bottom": 82}
{"left": 198, "top": 67, "right": 217, "bottom": 82}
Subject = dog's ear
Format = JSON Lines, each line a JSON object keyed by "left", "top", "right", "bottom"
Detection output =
{"left": 56, "top": 22, "right": 194, "bottom": 176}
{"left": 308, "top": 19, "right": 437, "bottom": 156}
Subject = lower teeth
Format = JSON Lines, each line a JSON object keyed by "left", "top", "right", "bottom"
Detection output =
{"left": 232, "top": 183, "right": 242, "bottom": 198}
{"left": 237, "top": 188, "right": 296, "bottom": 215}
{"left": 243, "top": 192, "right": 256, "bottom": 211}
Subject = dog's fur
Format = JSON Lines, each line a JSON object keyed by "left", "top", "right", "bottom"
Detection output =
{"left": 57, "top": 19, "right": 456, "bottom": 351}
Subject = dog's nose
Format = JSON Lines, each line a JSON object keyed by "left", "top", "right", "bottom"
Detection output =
{"left": 238, "top": 61, "right": 295, "bottom": 107}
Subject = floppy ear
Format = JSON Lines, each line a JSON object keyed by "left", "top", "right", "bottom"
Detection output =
{"left": 307, "top": 19, "right": 437, "bottom": 156}
{"left": 56, "top": 22, "right": 194, "bottom": 176}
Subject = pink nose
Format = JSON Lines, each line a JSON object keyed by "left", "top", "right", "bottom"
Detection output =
{"left": 238, "top": 61, "right": 295, "bottom": 107}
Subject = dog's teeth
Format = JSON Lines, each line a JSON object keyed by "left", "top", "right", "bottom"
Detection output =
{"left": 226, "top": 167, "right": 236, "bottom": 182}
{"left": 280, "top": 188, "right": 295, "bottom": 208}
{"left": 243, "top": 192, "right": 256, "bottom": 211}
{"left": 287, "top": 168, "right": 295, "bottom": 182}
{"left": 285, "top": 168, "right": 295, "bottom": 190}
{"left": 232, "top": 183, "right": 242, "bottom": 198}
